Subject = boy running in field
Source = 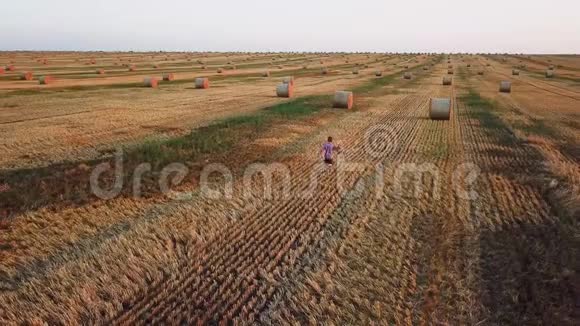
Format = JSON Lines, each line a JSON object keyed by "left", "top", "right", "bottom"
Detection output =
{"left": 322, "top": 136, "right": 340, "bottom": 165}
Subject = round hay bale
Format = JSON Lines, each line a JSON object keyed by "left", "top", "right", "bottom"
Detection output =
{"left": 477, "top": 70, "right": 484, "bottom": 75}
{"left": 352, "top": 69, "right": 359, "bottom": 74}
{"left": 448, "top": 65, "right": 453, "bottom": 69}
{"left": 162, "top": 73, "right": 175, "bottom": 81}
{"left": 364, "top": 64, "right": 369, "bottom": 68}
{"left": 96, "top": 69, "right": 105, "bottom": 75}
{"left": 302, "top": 65, "right": 308, "bottom": 69}
{"left": 217, "top": 68, "right": 224, "bottom": 73}
{"left": 129, "top": 65, "right": 136, "bottom": 72}
{"left": 545, "top": 70, "right": 554, "bottom": 78}
{"left": 321, "top": 67, "right": 329, "bottom": 75}
{"left": 143, "top": 77, "right": 159, "bottom": 88}
{"left": 512, "top": 69, "right": 520, "bottom": 75}
{"left": 403, "top": 65, "right": 409, "bottom": 69}
{"left": 333, "top": 91, "right": 354, "bottom": 109}
{"left": 499, "top": 81, "right": 511, "bottom": 93}
{"left": 447, "top": 69, "right": 454, "bottom": 75}
{"left": 195, "top": 77, "right": 209, "bottom": 89}
{"left": 548, "top": 65, "right": 555, "bottom": 70}
{"left": 403, "top": 72, "right": 412, "bottom": 79}
{"left": 442, "top": 76, "right": 452, "bottom": 85}
{"left": 153, "top": 64, "right": 159, "bottom": 69}
{"left": 282, "top": 76, "right": 294, "bottom": 86}
{"left": 467, "top": 64, "right": 471, "bottom": 68}
{"left": 262, "top": 71, "right": 271, "bottom": 77}
{"left": 38, "top": 76, "right": 54, "bottom": 85}
{"left": 429, "top": 98, "right": 451, "bottom": 120}
{"left": 375, "top": 71, "right": 383, "bottom": 77}
{"left": 276, "top": 83, "right": 293, "bottom": 98}
{"left": 423, "top": 66, "right": 429, "bottom": 70}
{"left": 20, "top": 72, "right": 33, "bottom": 80}
{"left": 5, "top": 65, "right": 15, "bottom": 71}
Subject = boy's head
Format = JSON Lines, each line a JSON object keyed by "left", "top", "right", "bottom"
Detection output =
{"left": 327, "top": 136, "right": 333, "bottom": 142}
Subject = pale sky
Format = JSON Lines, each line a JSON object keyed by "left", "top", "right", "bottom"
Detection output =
{"left": 1, "top": 0, "right": 579, "bottom": 53}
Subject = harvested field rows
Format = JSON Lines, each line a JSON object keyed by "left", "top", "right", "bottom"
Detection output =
{"left": 0, "top": 54, "right": 425, "bottom": 169}
{"left": 0, "top": 53, "right": 578, "bottom": 324}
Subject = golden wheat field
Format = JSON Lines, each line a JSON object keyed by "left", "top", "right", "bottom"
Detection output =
{"left": 0, "top": 51, "right": 578, "bottom": 324}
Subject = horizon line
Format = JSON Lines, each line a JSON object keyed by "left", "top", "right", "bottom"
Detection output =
{"left": 1, "top": 49, "right": 579, "bottom": 55}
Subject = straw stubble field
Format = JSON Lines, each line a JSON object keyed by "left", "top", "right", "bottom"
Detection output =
{"left": 0, "top": 51, "right": 578, "bottom": 324}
